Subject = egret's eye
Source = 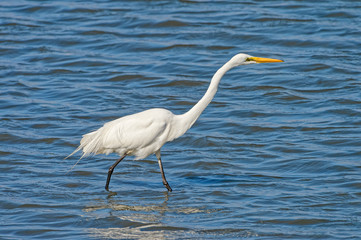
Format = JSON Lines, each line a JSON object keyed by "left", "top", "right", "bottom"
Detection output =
{"left": 245, "top": 58, "right": 252, "bottom": 62}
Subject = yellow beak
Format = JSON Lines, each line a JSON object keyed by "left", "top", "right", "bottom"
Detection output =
{"left": 249, "top": 57, "right": 284, "bottom": 63}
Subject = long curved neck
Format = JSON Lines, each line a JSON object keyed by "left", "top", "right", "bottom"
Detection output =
{"left": 180, "top": 59, "right": 236, "bottom": 129}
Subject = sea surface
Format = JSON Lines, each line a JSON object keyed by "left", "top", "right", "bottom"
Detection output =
{"left": 1, "top": 0, "right": 361, "bottom": 239}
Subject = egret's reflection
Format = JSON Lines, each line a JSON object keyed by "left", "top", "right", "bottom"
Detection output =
{"left": 84, "top": 190, "right": 215, "bottom": 239}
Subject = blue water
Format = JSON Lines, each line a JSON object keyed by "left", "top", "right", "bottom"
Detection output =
{"left": 1, "top": 1, "right": 361, "bottom": 239}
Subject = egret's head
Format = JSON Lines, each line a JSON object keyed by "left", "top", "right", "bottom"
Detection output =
{"left": 231, "top": 53, "right": 284, "bottom": 67}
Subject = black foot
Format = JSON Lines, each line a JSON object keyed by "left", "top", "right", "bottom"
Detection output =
{"left": 164, "top": 182, "right": 172, "bottom": 192}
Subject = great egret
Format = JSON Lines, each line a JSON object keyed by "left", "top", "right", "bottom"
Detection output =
{"left": 67, "top": 53, "right": 283, "bottom": 191}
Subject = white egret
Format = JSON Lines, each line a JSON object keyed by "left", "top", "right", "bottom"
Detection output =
{"left": 67, "top": 53, "right": 283, "bottom": 191}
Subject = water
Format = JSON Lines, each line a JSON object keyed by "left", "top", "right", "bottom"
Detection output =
{"left": 1, "top": 0, "right": 360, "bottom": 239}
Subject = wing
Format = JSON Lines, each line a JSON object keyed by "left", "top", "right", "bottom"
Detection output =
{"left": 84, "top": 108, "right": 173, "bottom": 158}
{"left": 103, "top": 109, "right": 170, "bottom": 148}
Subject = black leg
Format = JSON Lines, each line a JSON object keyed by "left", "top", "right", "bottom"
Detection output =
{"left": 105, "top": 154, "right": 126, "bottom": 191}
{"left": 156, "top": 151, "right": 172, "bottom": 192}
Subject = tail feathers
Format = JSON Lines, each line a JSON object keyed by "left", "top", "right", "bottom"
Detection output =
{"left": 64, "top": 145, "right": 83, "bottom": 160}
{"left": 65, "top": 150, "right": 85, "bottom": 174}
{"left": 65, "top": 130, "right": 103, "bottom": 173}
{"left": 80, "top": 131, "right": 102, "bottom": 156}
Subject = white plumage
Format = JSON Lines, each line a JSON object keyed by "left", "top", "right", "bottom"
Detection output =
{"left": 67, "top": 53, "right": 283, "bottom": 191}
{"left": 73, "top": 108, "right": 186, "bottom": 159}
